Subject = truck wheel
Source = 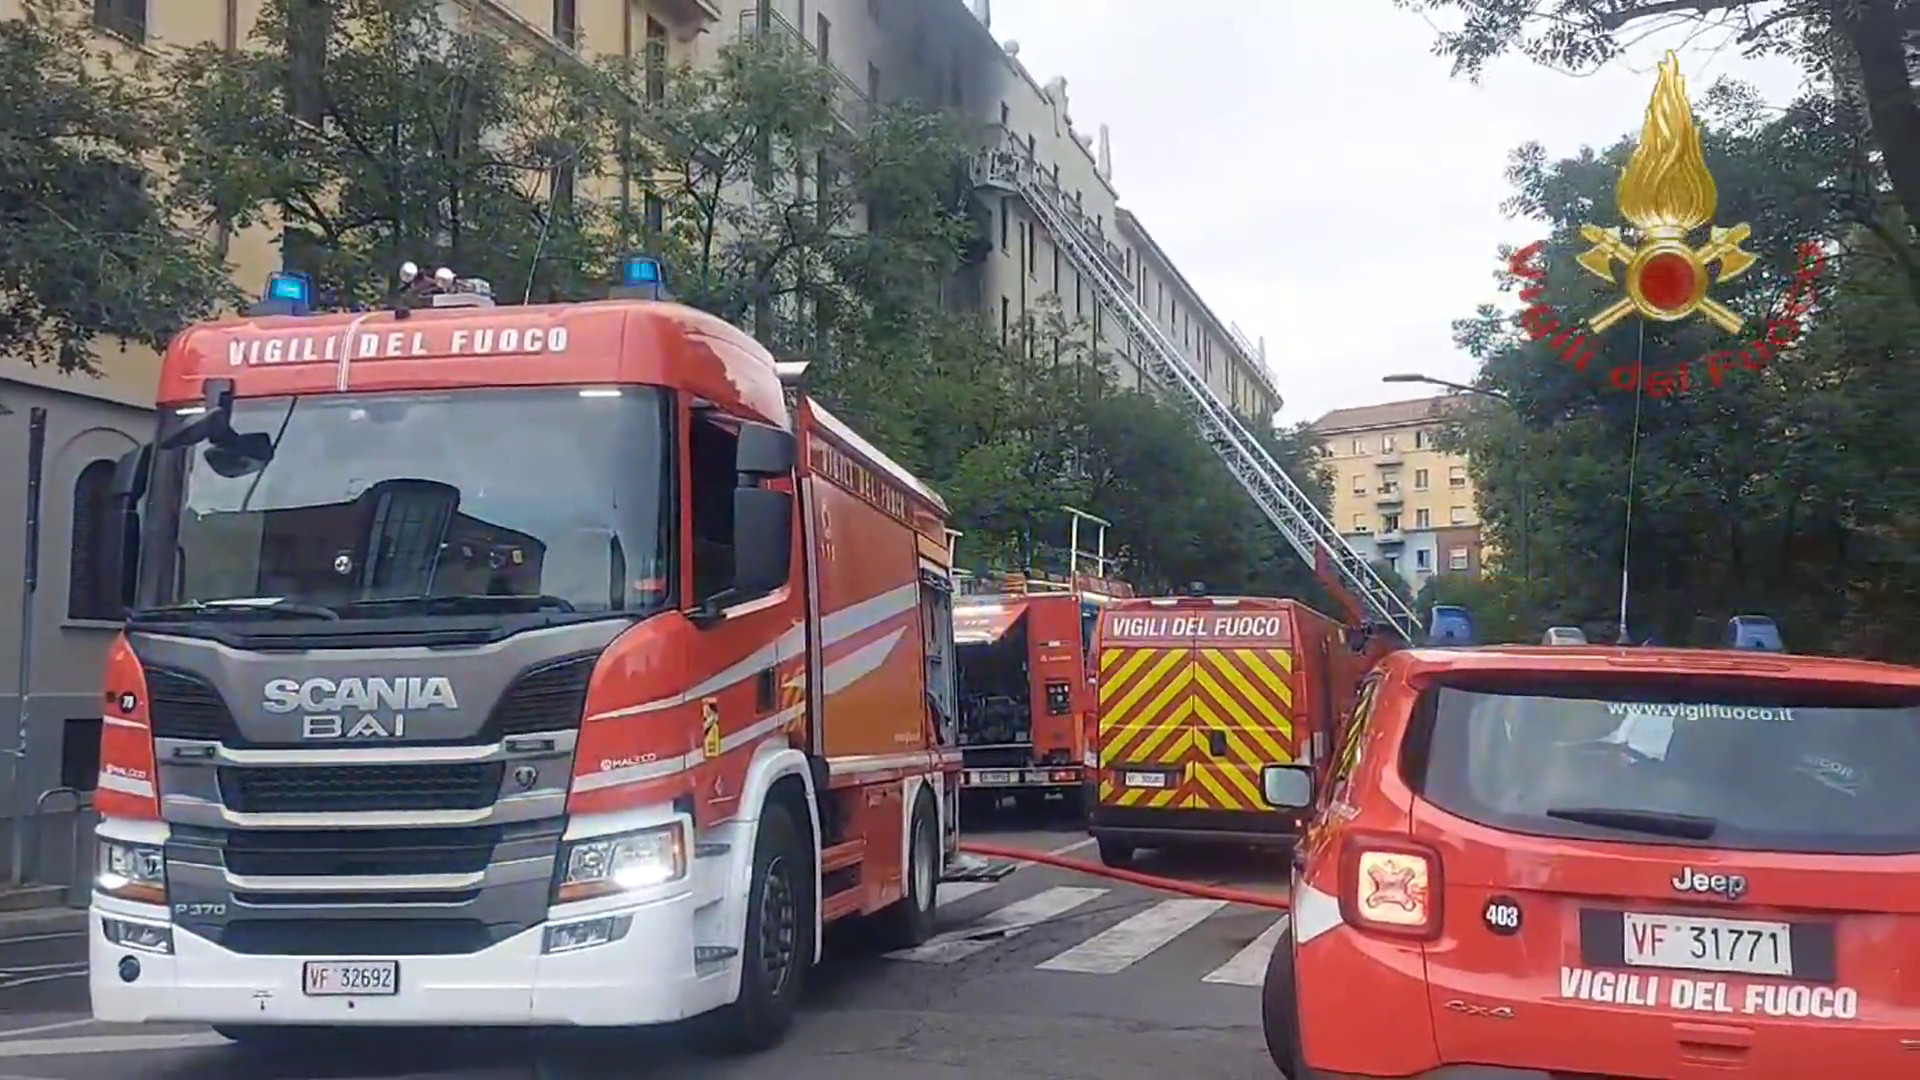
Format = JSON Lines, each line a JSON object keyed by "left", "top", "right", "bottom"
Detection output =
{"left": 701, "top": 801, "right": 812, "bottom": 1054}
{"left": 1095, "top": 835, "right": 1134, "bottom": 868}
{"left": 872, "top": 791, "right": 939, "bottom": 949}
{"left": 1260, "top": 924, "right": 1318, "bottom": 1079}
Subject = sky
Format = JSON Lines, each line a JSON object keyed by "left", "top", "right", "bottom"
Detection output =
{"left": 986, "top": 0, "right": 1807, "bottom": 424}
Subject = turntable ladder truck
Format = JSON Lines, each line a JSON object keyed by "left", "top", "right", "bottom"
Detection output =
{"left": 972, "top": 149, "right": 1417, "bottom": 641}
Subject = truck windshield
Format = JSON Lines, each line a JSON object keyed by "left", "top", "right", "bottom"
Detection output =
{"left": 1416, "top": 684, "right": 1920, "bottom": 855}
{"left": 136, "top": 386, "right": 672, "bottom": 619}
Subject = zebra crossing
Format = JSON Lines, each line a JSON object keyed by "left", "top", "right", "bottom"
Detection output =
{"left": 892, "top": 875, "right": 1291, "bottom": 988}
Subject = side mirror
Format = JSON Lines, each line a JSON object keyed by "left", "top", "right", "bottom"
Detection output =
{"left": 104, "top": 444, "right": 152, "bottom": 614}
{"left": 729, "top": 487, "right": 792, "bottom": 598}
{"left": 1261, "top": 764, "right": 1315, "bottom": 810}
{"left": 736, "top": 422, "right": 796, "bottom": 476}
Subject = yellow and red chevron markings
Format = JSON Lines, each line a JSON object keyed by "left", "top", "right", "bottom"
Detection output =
{"left": 1096, "top": 645, "right": 1297, "bottom": 812}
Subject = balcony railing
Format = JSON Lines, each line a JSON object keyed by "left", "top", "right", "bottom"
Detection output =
{"left": 736, "top": 6, "right": 870, "bottom": 129}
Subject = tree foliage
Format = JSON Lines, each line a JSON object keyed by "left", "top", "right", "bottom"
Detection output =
{"left": 1447, "top": 80, "right": 1920, "bottom": 659}
{"left": 161, "top": 1, "right": 1333, "bottom": 601}
{"left": 0, "top": 0, "right": 235, "bottom": 375}
{"left": 1394, "top": 0, "right": 1920, "bottom": 299}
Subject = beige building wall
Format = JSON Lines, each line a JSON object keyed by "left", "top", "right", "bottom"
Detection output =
{"left": 1311, "top": 396, "right": 1483, "bottom": 587}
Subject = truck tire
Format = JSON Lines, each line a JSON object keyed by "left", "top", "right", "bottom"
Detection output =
{"left": 1095, "top": 835, "right": 1134, "bottom": 868}
{"left": 1259, "top": 924, "right": 1319, "bottom": 1079}
{"left": 700, "top": 801, "right": 812, "bottom": 1054}
{"left": 872, "top": 790, "right": 939, "bottom": 949}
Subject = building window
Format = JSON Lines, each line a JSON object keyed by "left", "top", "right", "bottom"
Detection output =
{"left": 999, "top": 197, "right": 1009, "bottom": 251}
{"left": 1415, "top": 428, "right": 1431, "bottom": 449}
{"left": 1000, "top": 296, "right": 1010, "bottom": 344}
{"left": 867, "top": 61, "right": 880, "bottom": 101}
{"left": 1380, "top": 471, "right": 1400, "bottom": 494}
{"left": 644, "top": 17, "right": 668, "bottom": 103}
{"left": 552, "top": 0, "right": 577, "bottom": 46}
{"left": 1414, "top": 467, "right": 1429, "bottom": 490}
{"left": 1380, "top": 434, "right": 1396, "bottom": 452}
{"left": 1415, "top": 549, "right": 1432, "bottom": 571}
{"left": 1415, "top": 508, "right": 1431, "bottom": 529}
{"left": 1350, "top": 437, "right": 1364, "bottom": 455}
{"left": 1000, "top": 101, "right": 1009, "bottom": 127}
{"left": 643, "top": 192, "right": 665, "bottom": 236}
{"left": 68, "top": 459, "right": 120, "bottom": 621}
{"left": 815, "top": 13, "right": 830, "bottom": 62}
{"left": 92, "top": 0, "right": 145, "bottom": 43}
{"left": 1449, "top": 465, "right": 1467, "bottom": 488}
{"left": 1352, "top": 514, "right": 1366, "bottom": 531}
{"left": 1450, "top": 505, "right": 1469, "bottom": 525}
{"left": 1382, "top": 514, "right": 1401, "bottom": 532}
{"left": 1350, "top": 474, "right": 1365, "bottom": 495}
{"left": 1449, "top": 546, "right": 1471, "bottom": 572}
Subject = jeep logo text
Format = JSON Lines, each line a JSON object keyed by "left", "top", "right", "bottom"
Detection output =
{"left": 1671, "top": 866, "right": 1747, "bottom": 901}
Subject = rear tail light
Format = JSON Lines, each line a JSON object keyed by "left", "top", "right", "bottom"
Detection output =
{"left": 1337, "top": 832, "right": 1443, "bottom": 941}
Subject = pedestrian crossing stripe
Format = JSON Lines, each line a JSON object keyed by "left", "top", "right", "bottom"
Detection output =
{"left": 913, "top": 883, "right": 1287, "bottom": 987}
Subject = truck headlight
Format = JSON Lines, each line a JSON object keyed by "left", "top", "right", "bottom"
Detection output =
{"left": 97, "top": 840, "right": 166, "bottom": 905}
{"left": 555, "top": 823, "right": 685, "bottom": 903}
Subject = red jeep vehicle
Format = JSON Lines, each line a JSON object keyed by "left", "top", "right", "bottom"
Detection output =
{"left": 1259, "top": 641, "right": 1920, "bottom": 1078}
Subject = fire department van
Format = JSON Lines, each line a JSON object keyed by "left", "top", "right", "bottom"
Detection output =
{"left": 86, "top": 262, "right": 962, "bottom": 1052}
{"left": 1259, "top": 635, "right": 1920, "bottom": 1078}
{"left": 1087, "top": 593, "right": 1376, "bottom": 866}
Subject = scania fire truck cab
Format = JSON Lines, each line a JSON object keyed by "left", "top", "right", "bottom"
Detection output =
{"left": 1259, "top": 620, "right": 1920, "bottom": 1078}
{"left": 88, "top": 266, "right": 962, "bottom": 1051}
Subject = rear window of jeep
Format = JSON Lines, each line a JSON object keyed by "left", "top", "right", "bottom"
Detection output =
{"left": 1407, "top": 681, "right": 1920, "bottom": 855}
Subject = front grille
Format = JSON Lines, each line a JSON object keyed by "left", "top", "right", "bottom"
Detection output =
{"left": 219, "top": 763, "right": 504, "bottom": 814}
{"left": 221, "top": 826, "right": 501, "bottom": 877}
{"left": 219, "top": 919, "right": 499, "bottom": 956}
{"left": 489, "top": 652, "right": 596, "bottom": 736}
{"left": 146, "top": 667, "right": 234, "bottom": 741}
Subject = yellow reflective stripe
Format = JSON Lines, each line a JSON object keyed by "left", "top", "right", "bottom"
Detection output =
{"left": 1099, "top": 648, "right": 1158, "bottom": 704}
{"left": 1233, "top": 647, "right": 1294, "bottom": 708}
{"left": 1192, "top": 662, "right": 1293, "bottom": 760}
{"left": 1101, "top": 648, "right": 1185, "bottom": 723}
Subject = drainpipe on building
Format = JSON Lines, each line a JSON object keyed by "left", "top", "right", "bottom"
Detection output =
{"left": 8, "top": 406, "right": 46, "bottom": 886}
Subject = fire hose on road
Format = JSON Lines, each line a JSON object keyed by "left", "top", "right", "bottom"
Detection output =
{"left": 957, "top": 839, "right": 1292, "bottom": 912}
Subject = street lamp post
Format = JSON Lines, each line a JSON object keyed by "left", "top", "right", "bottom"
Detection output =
{"left": 1381, "top": 374, "right": 1529, "bottom": 584}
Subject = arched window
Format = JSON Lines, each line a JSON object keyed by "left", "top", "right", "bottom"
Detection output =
{"left": 68, "top": 458, "right": 120, "bottom": 621}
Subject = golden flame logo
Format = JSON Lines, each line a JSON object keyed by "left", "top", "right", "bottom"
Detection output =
{"left": 1576, "top": 52, "right": 1756, "bottom": 333}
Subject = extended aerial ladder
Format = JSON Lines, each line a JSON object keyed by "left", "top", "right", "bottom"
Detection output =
{"left": 973, "top": 148, "right": 1418, "bottom": 639}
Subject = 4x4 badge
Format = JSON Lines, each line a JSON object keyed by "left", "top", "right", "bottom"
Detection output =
{"left": 1672, "top": 866, "right": 1748, "bottom": 901}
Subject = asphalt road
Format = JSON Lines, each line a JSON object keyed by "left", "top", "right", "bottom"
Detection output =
{"left": 0, "top": 811, "right": 1292, "bottom": 1080}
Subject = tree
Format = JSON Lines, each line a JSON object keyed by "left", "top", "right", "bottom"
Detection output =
{"left": 1446, "top": 78, "right": 1920, "bottom": 658}
{"left": 1394, "top": 0, "right": 1920, "bottom": 296}
{"left": 0, "top": 0, "right": 235, "bottom": 376}
{"left": 167, "top": 0, "right": 628, "bottom": 307}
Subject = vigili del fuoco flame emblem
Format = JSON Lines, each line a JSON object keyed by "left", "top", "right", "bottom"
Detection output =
{"left": 1577, "top": 51, "right": 1756, "bottom": 334}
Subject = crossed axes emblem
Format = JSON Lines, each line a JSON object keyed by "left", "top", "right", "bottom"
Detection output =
{"left": 1575, "top": 222, "right": 1757, "bottom": 334}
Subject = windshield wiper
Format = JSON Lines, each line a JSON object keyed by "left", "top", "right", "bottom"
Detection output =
{"left": 1545, "top": 806, "right": 1718, "bottom": 840}
{"left": 134, "top": 599, "right": 341, "bottom": 622}
{"left": 341, "top": 594, "right": 580, "bottom": 615}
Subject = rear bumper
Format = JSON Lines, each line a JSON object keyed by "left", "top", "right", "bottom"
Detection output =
{"left": 1087, "top": 804, "right": 1301, "bottom": 847}
{"left": 88, "top": 884, "right": 733, "bottom": 1028}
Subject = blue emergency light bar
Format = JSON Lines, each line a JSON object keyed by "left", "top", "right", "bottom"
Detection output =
{"left": 623, "top": 256, "right": 662, "bottom": 286}
{"left": 247, "top": 271, "right": 314, "bottom": 317}
{"left": 267, "top": 272, "right": 311, "bottom": 305}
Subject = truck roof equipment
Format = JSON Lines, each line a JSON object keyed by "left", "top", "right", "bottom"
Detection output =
{"left": 1725, "top": 614, "right": 1785, "bottom": 652}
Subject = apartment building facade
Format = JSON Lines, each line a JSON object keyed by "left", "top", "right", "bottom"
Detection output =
{"left": 709, "top": 0, "right": 1280, "bottom": 421}
{"left": 1311, "top": 396, "right": 1485, "bottom": 589}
